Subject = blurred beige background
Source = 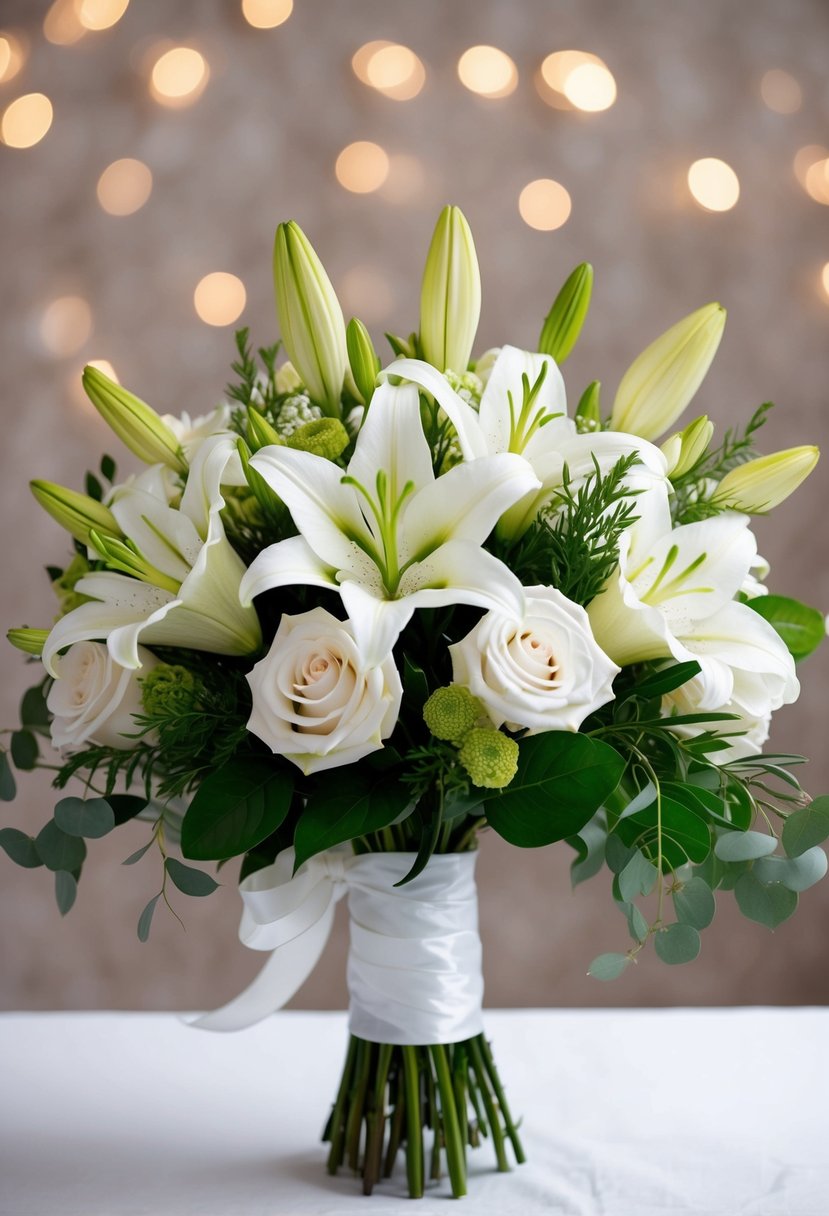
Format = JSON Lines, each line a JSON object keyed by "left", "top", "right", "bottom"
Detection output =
{"left": 1, "top": 0, "right": 828, "bottom": 1014}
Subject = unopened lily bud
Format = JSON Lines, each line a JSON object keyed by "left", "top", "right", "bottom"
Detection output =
{"left": 82, "top": 366, "right": 187, "bottom": 472}
{"left": 610, "top": 303, "right": 726, "bottom": 441}
{"left": 7, "top": 628, "right": 49, "bottom": 656}
{"left": 246, "top": 407, "right": 283, "bottom": 452}
{"left": 237, "top": 439, "right": 281, "bottom": 512}
{"left": 538, "top": 262, "right": 593, "bottom": 365}
{"left": 575, "top": 380, "right": 602, "bottom": 432}
{"left": 273, "top": 221, "right": 347, "bottom": 417}
{"left": 661, "top": 415, "right": 714, "bottom": 479}
{"left": 419, "top": 205, "right": 481, "bottom": 373}
{"left": 287, "top": 417, "right": 350, "bottom": 462}
{"left": 31, "top": 479, "right": 121, "bottom": 546}
{"left": 346, "top": 317, "right": 381, "bottom": 407}
{"left": 275, "top": 360, "right": 303, "bottom": 395}
{"left": 715, "top": 446, "right": 819, "bottom": 513}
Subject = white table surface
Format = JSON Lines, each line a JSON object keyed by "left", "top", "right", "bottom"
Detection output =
{"left": 1, "top": 1008, "right": 826, "bottom": 1216}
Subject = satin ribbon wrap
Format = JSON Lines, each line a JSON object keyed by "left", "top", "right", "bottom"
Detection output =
{"left": 191, "top": 849, "right": 485, "bottom": 1046}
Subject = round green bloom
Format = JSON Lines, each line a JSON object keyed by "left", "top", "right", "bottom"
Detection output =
{"left": 287, "top": 417, "right": 350, "bottom": 461}
{"left": 458, "top": 728, "right": 519, "bottom": 789}
{"left": 52, "top": 554, "right": 92, "bottom": 618}
{"left": 141, "top": 664, "right": 199, "bottom": 718}
{"left": 423, "top": 685, "right": 482, "bottom": 743}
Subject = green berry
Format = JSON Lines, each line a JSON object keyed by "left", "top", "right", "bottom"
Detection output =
{"left": 458, "top": 728, "right": 519, "bottom": 789}
{"left": 423, "top": 685, "right": 481, "bottom": 743}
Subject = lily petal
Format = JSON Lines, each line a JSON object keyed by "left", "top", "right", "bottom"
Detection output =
{"left": 478, "top": 345, "right": 566, "bottom": 456}
{"left": 398, "top": 539, "right": 526, "bottom": 621}
{"left": 339, "top": 580, "right": 415, "bottom": 666}
{"left": 42, "top": 575, "right": 174, "bottom": 676}
{"left": 384, "top": 358, "right": 489, "bottom": 460}
{"left": 240, "top": 535, "right": 339, "bottom": 607}
{"left": 346, "top": 381, "right": 434, "bottom": 503}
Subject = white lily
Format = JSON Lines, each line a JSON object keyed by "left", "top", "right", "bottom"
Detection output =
{"left": 159, "top": 405, "right": 246, "bottom": 486}
{"left": 240, "top": 381, "right": 540, "bottom": 663}
{"left": 386, "top": 345, "right": 668, "bottom": 538}
{"left": 43, "top": 435, "right": 261, "bottom": 674}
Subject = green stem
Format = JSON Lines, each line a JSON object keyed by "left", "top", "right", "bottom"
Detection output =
{"left": 477, "top": 1034, "right": 525, "bottom": 1164}
{"left": 430, "top": 1044, "right": 467, "bottom": 1197}
{"left": 383, "top": 1063, "right": 406, "bottom": 1179}
{"left": 402, "top": 1046, "right": 424, "bottom": 1198}
{"left": 363, "top": 1042, "right": 392, "bottom": 1194}
{"left": 325, "top": 1035, "right": 357, "bottom": 1173}
{"left": 469, "top": 1038, "right": 509, "bottom": 1171}
{"left": 452, "top": 1042, "right": 469, "bottom": 1149}
{"left": 346, "top": 1039, "right": 372, "bottom": 1172}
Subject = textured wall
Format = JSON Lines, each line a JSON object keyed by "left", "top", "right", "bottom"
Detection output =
{"left": 1, "top": 0, "right": 828, "bottom": 1014}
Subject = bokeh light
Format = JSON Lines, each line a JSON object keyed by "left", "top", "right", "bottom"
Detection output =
{"left": 518, "top": 179, "right": 572, "bottom": 230}
{"left": 803, "top": 158, "right": 829, "bottom": 206}
{"left": 150, "top": 47, "right": 209, "bottom": 107}
{"left": 562, "top": 60, "right": 617, "bottom": 111}
{"left": 760, "top": 69, "right": 802, "bottom": 114}
{"left": 339, "top": 265, "right": 394, "bottom": 324}
{"left": 43, "top": 0, "right": 85, "bottom": 46}
{"left": 1, "top": 93, "right": 53, "bottom": 149}
{"left": 536, "top": 50, "right": 609, "bottom": 109}
{"left": 241, "top": 0, "right": 293, "bottom": 29}
{"left": 821, "top": 263, "right": 829, "bottom": 303}
{"left": 0, "top": 32, "right": 27, "bottom": 83}
{"left": 77, "top": 0, "right": 130, "bottom": 31}
{"left": 363, "top": 43, "right": 425, "bottom": 100}
{"left": 193, "top": 273, "right": 247, "bottom": 326}
{"left": 687, "top": 158, "right": 740, "bottom": 212}
{"left": 96, "top": 158, "right": 153, "bottom": 216}
{"left": 335, "top": 141, "right": 390, "bottom": 193}
{"left": 40, "top": 296, "right": 93, "bottom": 356}
{"left": 793, "top": 145, "right": 828, "bottom": 189}
{"left": 457, "top": 46, "right": 517, "bottom": 99}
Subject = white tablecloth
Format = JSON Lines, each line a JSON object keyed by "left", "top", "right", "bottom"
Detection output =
{"left": 0, "top": 1009, "right": 826, "bottom": 1215}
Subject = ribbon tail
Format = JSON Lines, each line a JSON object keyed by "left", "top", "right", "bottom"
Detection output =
{"left": 186, "top": 899, "right": 336, "bottom": 1032}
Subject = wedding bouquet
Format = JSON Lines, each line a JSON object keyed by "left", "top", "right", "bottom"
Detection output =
{"left": 3, "top": 206, "right": 827, "bottom": 1200}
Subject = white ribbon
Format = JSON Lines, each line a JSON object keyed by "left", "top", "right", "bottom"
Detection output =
{"left": 191, "top": 849, "right": 484, "bottom": 1046}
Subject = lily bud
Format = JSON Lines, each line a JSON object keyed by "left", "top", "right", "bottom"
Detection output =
{"left": 661, "top": 415, "right": 714, "bottom": 479}
{"left": 31, "top": 480, "right": 122, "bottom": 546}
{"left": 237, "top": 439, "right": 281, "bottom": 513}
{"left": 275, "top": 360, "right": 303, "bottom": 395}
{"left": 538, "top": 262, "right": 593, "bottom": 365}
{"left": 419, "top": 205, "right": 481, "bottom": 373}
{"left": 346, "top": 317, "right": 381, "bottom": 407}
{"left": 715, "top": 446, "right": 819, "bottom": 514}
{"left": 575, "top": 380, "right": 602, "bottom": 432}
{"left": 7, "top": 628, "right": 49, "bottom": 656}
{"left": 82, "top": 366, "right": 187, "bottom": 472}
{"left": 273, "top": 221, "right": 347, "bottom": 417}
{"left": 246, "top": 406, "right": 283, "bottom": 452}
{"left": 88, "top": 530, "right": 181, "bottom": 595}
{"left": 610, "top": 303, "right": 726, "bottom": 441}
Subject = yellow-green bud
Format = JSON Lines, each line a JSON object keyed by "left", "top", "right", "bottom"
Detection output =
{"left": 275, "top": 360, "right": 303, "bottom": 395}
{"left": 237, "top": 439, "right": 281, "bottom": 512}
{"left": 273, "top": 221, "right": 347, "bottom": 417}
{"left": 458, "top": 728, "right": 519, "bottom": 789}
{"left": 7, "top": 628, "right": 49, "bottom": 656}
{"left": 610, "top": 303, "right": 726, "bottom": 442}
{"left": 346, "top": 317, "right": 381, "bottom": 407}
{"left": 575, "top": 380, "right": 602, "bottom": 432}
{"left": 286, "top": 418, "right": 350, "bottom": 462}
{"left": 246, "top": 406, "right": 283, "bottom": 452}
{"left": 31, "top": 479, "right": 121, "bottom": 547}
{"left": 420, "top": 205, "right": 481, "bottom": 373}
{"left": 141, "top": 664, "right": 199, "bottom": 717}
{"left": 661, "top": 414, "right": 714, "bottom": 479}
{"left": 82, "top": 366, "right": 187, "bottom": 472}
{"left": 52, "top": 554, "right": 92, "bottom": 616}
{"left": 538, "top": 262, "right": 593, "bottom": 365}
{"left": 423, "top": 685, "right": 482, "bottom": 743}
{"left": 715, "top": 446, "right": 820, "bottom": 514}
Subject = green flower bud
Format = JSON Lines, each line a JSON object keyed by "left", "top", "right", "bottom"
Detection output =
{"left": 458, "top": 727, "right": 519, "bottom": 789}
{"left": 346, "top": 317, "right": 381, "bottom": 407}
{"left": 610, "top": 303, "right": 726, "bottom": 441}
{"left": 31, "top": 479, "right": 121, "bottom": 547}
{"left": 286, "top": 417, "right": 350, "bottom": 462}
{"left": 52, "top": 553, "right": 92, "bottom": 616}
{"left": 82, "top": 366, "right": 187, "bottom": 472}
{"left": 7, "top": 628, "right": 49, "bottom": 656}
{"left": 661, "top": 414, "right": 714, "bottom": 479}
{"left": 246, "top": 406, "right": 283, "bottom": 452}
{"left": 715, "top": 445, "right": 820, "bottom": 514}
{"left": 575, "top": 380, "right": 601, "bottom": 432}
{"left": 423, "top": 685, "right": 482, "bottom": 743}
{"left": 273, "top": 221, "right": 347, "bottom": 417}
{"left": 140, "top": 664, "right": 199, "bottom": 718}
{"left": 237, "top": 438, "right": 281, "bottom": 512}
{"left": 420, "top": 205, "right": 481, "bottom": 373}
{"left": 275, "top": 361, "right": 303, "bottom": 395}
{"left": 538, "top": 262, "right": 593, "bottom": 365}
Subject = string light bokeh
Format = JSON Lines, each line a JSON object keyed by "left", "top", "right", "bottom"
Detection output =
{"left": 1, "top": 0, "right": 828, "bottom": 1015}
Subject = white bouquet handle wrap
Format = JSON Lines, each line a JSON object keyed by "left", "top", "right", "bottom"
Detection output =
{"left": 191, "top": 848, "right": 484, "bottom": 1046}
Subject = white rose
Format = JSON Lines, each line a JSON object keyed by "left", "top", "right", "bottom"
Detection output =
{"left": 246, "top": 607, "right": 402, "bottom": 775}
{"left": 450, "top": 586, "right": 620, "bottom": 734}
{"left": 47, "top": 641, "right": 159, "bottom": 751}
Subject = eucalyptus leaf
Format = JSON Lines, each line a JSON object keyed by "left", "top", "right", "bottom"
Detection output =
{"left": 734, "top": 872, "right": 798, "bottom": 929}
{"left": 618, "top": 850, "right": 658, "bottom": 902}
{"left": 714, "top": 830, "right": 777, "bottom": 862}
{"left": 748, "top": 595, "right": 825, "bottom": 661}
{"left": 0, "top": 827, "right": 43, "bottom": 868}
{"left": 165, "top": 857, "right": 220, "bottom": 897}
{"left": 654, "top": 923, "right": 701, "bottom": 964}
{"left": 619, "top": 900, "right": 649, "bottom": 943}
{"left": 181, "top": 759, "right": 293, "bottom": 861}
{"left": 673, "top": 876, "right": 716, "bottom": 929}
{"left": 588, "top": 952, "right": 630, "bottom": 981}
{"left": 11, "top": 730, "right": 38, "bottom": 771}
{"left": 0, "top": 752, "right": 17, "bottom": 801}
{"left": 752, "top": 847, "right": 828, "bottom": 893}
{"left": 137, "top": 893, "right": 161, "bottom": 943}
{"left": 106, "top": 795, "right": 149, "bottom": 826}
{"left": 35, "top": 821, "right": 87, "bottom": 872}
{"left": 568, "top": 815, "right": 608, "bottom": 887}
{"left": 782, "top": 797, "right": 829, "bottom": 858}
{"left": 605, "top": 832, "right": 635, "bottom": 874}
{"left": 20, "top": 685, "right": 50, "bottom": 729}
{"left": 55, "top": 870, "right": 78, "bottom": 916}
{"left": 122, "top": 840, "right": 154, "bottom": 866}
{"left": 54, "top": 797, "right": 115, "bottom": 839}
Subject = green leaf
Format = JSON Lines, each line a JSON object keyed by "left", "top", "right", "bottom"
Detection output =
{"left": 616, "top": 796, "right": 711, "bottom": 868}
{"left": 54, "top": 797, "right": 115, "bottom": 839}
{"left": 165, "top": 857, "right": 220, "bottom": 897}
{"left": 443, "top": 786, "right": 484, "bottom": 822}
{"left": 11, "top": 730, "right": 38, "bottom": 771}
{"left": 714, "top": 830, "right": 777, "bottom": 862}
{"left": 0, "top": 752, "right": 17, "bottom": 801}
{"left": 122, "top": 840, "right": 154, "bottom": 866}
{"left": 295, "top": 770, "right": 411, "bottom": 871}
{"left": 137, "top": 893, "right": 161, "bottom": 942}
{"left": 485, "top": 733, "right": 624, "bottom": 848}
{"left": 753, "top": 847, "right": 828, "bottom": 893}
{"left": 734, "top": 872, "right": 798, "bottom": 928}
{"left": 106, "top": 795, "right": 149, "bottom": 826}
{"left": 624, "top": 661, "right": 702, "bottom": 702}
{"left": 55, "top": 870, "right": 78, "bottom": 916}
{"left": 181, "top": 759, "right": 293, "bottom": 861}
{"left": 0, "top": 827, "right": 43, "bottom": 868}
{"left": 782, "top": 797, "right": 829, "bottom": 858}
{"left": 673, "top": 876, "right": 715, "bottom": 929}
{"left": 35, "top": 821, "right": 87, "bottom": 872}
{"left": 748, "top": 595, "right": 825, "bottom": 661}
{"left": 402, "top": 656, "right": 429, "bottom": 711}
{"left": 85, "top": 471, "right": 103, "bottom": 501}
{"left": 568, "top": 815, "right": 608, "bottom": 887}
{"left": 100, "top": 453, "right": 116, "bottom": 482}
{"left": 619, "top": 900, "right": 649, "bottom": 943}
{"left": 654, "top": 923, "right": 701, "bottom": 964}
{"left": 618, "top": 850, "right": 658, "bottom": 902}
{"left": 20, "top": 685, "right": 50, "bottom": 729}
{"left": 588, "top": 952, "right": 630, "bottom": 981}
{"left": 605, "top": 832, "right": 635, "bottom": 874}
